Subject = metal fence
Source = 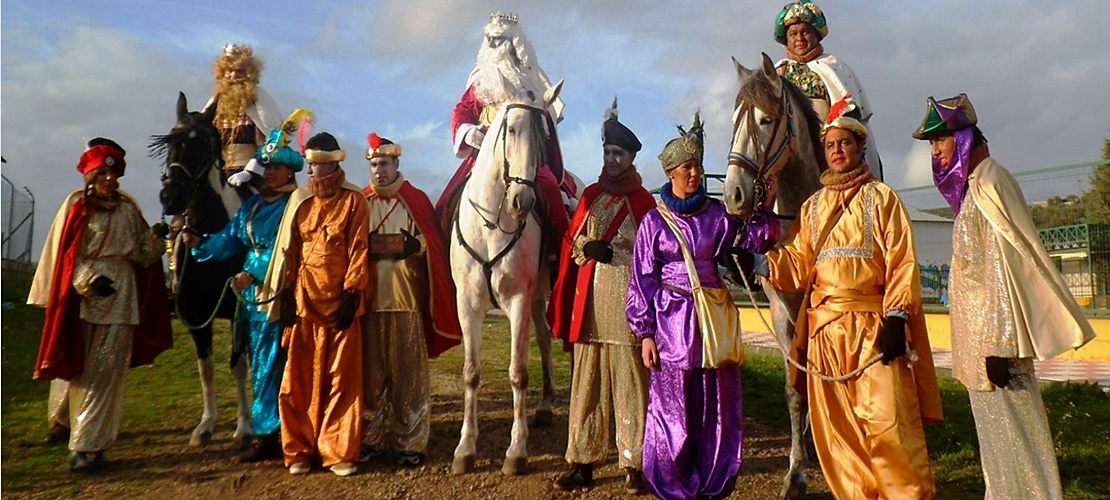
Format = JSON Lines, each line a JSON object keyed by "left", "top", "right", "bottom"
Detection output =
{"left": 2, "top": 173, "right": 36, "bottom": 263}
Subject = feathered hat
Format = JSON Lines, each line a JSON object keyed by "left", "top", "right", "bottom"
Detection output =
{"left": 820, "top": 92, "right": 868, "bottom": 142}
{"left": 256, "top": 108, "right": 313, "bottom": 172}
{"left": 366, "top": 133, "right": 402, "bottom": 159}
{"left": 775, "top": 0, "right": 828, "bottom": 45}
{"left": 658, "top": 111, "right": 704, "bottom": 172}
{"left": 601, "top": 97, "right": 642, "bottom": 153}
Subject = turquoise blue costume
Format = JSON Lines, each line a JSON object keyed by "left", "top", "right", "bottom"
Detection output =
{"left": 192, "top": 192, "right": 290, "bottom": 435}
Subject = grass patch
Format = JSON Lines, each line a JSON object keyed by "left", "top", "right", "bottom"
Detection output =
{"left": 3, "top": 283, "right": 1108, "bottom": 498}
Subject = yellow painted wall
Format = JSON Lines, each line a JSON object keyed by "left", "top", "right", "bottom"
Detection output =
{"left": 739, "top": 306, "right": 1110, "bottom": 362}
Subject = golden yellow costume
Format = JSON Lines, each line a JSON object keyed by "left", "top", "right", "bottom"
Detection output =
{"left": 264, "top": 176, "right": 369, "bottom": 469}
{"left": 766, "top": 180, "right": 943, "bottom": 499}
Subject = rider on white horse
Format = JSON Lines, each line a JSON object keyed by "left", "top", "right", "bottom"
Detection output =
{"left": 437, "top": 12, "right": 576, "bottom": 264}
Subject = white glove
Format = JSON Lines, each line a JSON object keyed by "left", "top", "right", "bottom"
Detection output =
{"left": 465, "top": 128, "right": 486, "bottom": 150}
{"left": 229, "top": 158, "right": 264, "bottom": 187}
{"left": 228, "top": 170, "right": 256, "bottom": 187}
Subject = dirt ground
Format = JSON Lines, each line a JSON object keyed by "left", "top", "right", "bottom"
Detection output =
{"left": 7, "top": 353, "right": 833, "bottom": 500}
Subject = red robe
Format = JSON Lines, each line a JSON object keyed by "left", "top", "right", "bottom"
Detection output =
{"left": 34, "top": 196, "right": 173, "bottom": 381}
{"left": 547, "top": 183, "right": 655, "bottom": 349}
{"left": 365, "top": 181, "right": 462, "bottom": 358}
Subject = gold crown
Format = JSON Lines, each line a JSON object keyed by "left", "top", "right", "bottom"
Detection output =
{"left": 222, "top": 44, "right": 253, "bottom": 58}
{"left": 488, "top": 12, "right": 518, "bottom": 24}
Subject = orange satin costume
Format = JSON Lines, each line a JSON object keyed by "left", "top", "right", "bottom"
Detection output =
{"left": 765, "top": 181, "right": 943, "bottom": 499}
{"left": 273, "top": 182, "right": 370, "bottom": 467}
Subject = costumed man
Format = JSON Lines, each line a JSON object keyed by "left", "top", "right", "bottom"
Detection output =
{"left": 261, "top": 132, "right": 369, "bottom": 476}
{"left": 436, "top": 11, "right": 575, "bottom": 264}
{"left": 755, "top": 102, "right": 943, "bottom": 499}
{"left": 359, "top": 133, "right": 463, "bottom": 467}
{"left": 774, "top": 0, "right": 883, "bottom": 180}
{"left": 914, "top": 93, "right": 1096, "bottom": 499}
{"left": 548, "top": 99, "right": 654, "bottom": 494}
{"left": 181, "top": 110, "right": 313, "bottom": 462}
{"left": 205, "top": 44, "right": 282, "bottom": 194}
{"left": 28, "top": 138, "right": 173, "bottom": 471}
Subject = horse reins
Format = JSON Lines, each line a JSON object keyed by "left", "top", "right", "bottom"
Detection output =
{"left": 456, "top": 102, "right": 545, "bottom": 308}
{"left": 728, "top": 80, "right": 796, "bottom": 216}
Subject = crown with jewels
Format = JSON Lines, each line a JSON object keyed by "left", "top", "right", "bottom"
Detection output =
{"left": 222, "top": 44, "right": 253, "bottom": 58}
{"left": 488, "top": 12, "right": 518, "bottom": 24}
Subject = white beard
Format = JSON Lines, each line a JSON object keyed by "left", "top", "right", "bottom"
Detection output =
{"left": 472, "top": 44, "right": 540, "bottom": 106}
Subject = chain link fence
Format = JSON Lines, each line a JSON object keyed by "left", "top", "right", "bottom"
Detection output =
{"left": 2, "top": 173, "right": 36, "bottom": 264}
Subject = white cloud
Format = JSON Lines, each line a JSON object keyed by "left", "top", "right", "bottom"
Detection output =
{"left": 5, "top": 0, "right": 1109, "bottom": 259}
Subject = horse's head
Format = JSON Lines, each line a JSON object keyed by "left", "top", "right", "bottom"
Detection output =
{"left": 724, "top": 53, "right": 802, "bottom": 218}
{"left": 487, "top": 77, "right": 563, "bottom": 221}
{"left": 149, "top": 92, "right": 224, "bottom": 216}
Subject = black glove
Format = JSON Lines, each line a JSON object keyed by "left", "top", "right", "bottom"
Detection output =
{"left": 582, "top": 240, "right": 614, "bottom": 264}
{"left": 280, "top": 289, "right": 297, "bottom": 328}
{"left": 90, "top": 276, "right": 117, "bottom": 297}
{"left": 985, "top": 356, "right": 1013, "bottom": 388}
{"left": 333, "top": 291, "right": 360, "bottom": 330}
{"left": 399, "top": 228, "right": 421, "bottom": 259}
{"left": 878, "top": 316, "right": 907, "bottom": 365}
{"left": 151, "top": 221, "right": 171, "bottom": 240}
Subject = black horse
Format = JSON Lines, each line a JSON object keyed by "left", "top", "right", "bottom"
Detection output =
{"left": 150, "top": 92, "right": 253, "bottom": 447}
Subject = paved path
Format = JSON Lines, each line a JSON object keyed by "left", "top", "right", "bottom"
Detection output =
{"left": 744, "top": 331, "right": 1110, "bottom": 390}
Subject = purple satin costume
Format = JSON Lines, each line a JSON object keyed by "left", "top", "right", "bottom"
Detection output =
{"left": 626, "top": 199, "right": 752, "bottom": 500}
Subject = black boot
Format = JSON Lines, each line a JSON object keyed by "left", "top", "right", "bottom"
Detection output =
{"left": 238, "top": 433, "right": 281, "bottom": 462}
{"left": 87, "top": 451, "right": 107, "bottom": 471}
{"left": 623, "top": 467, "right": 648, "bottom": 495}
{"left": 46, "top": 423, "right": 70, "bottom": 445}
{"left": 553, "top": 462, "right": 593, "bottom": 491}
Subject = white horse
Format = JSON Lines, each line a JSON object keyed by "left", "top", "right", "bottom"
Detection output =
{"left": 450, "top": 79, "right": 564, "bottom": 476}
{"left": 722, "top": 54, "right": 826, "bottom": 499}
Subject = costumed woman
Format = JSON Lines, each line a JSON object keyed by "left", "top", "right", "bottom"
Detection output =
{"left": 181, "top": 110, "right": 313, "bottom": 462}
{"left": 626, "top": 113, "right": 766, "bottom": 500}
{"left": 29, "top": 138, "right": 172, "bottom": 471}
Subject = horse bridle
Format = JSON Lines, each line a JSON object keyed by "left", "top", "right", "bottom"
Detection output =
{"left": 160, "top": 127, "right": 222, "bottom": 234}
{"left": 727, "top": 79, "right": 795, "bottom": 211}
{"left": 467, "top": 102, "right": 545, "bottom": 234}
{"left": 456, "top": 102, "right": 547, "bottom": 307}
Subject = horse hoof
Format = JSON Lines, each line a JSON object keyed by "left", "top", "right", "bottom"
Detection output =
{"left": 189, "top": 430, "right": 212, "bottom": 447}
{"left": 531, "top": 409, "right": 553, "bottom": 427}
{"left": 780, "top": 476, "right": 806, "bottom": 499}
{"left": 501, "top": 456, "right": 527, "bottom": 476}
{"left": 231, "top": 434, "right": 253, "bottom": 451}
{"left": 451, "top": 455, "right": 476, "bottom": 475}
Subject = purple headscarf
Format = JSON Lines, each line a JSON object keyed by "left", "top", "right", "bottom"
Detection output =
{"left": 932, "top": 127, "right": 974, "bottom": 215}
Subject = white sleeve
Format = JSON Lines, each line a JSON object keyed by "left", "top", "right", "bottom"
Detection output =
{"left": 453, "top": 123, "right": 479, "bottom": 159}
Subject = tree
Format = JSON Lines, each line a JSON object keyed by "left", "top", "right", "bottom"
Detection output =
{"left": 1085, "top": 131, "right": 1110, "bottom": 224}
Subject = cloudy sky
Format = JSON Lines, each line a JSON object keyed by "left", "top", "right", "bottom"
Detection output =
{"left": 3, "top": 0, "right": 1108, "bottom": 255}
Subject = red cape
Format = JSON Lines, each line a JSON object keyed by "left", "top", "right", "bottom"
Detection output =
{"left": 35, "top": 197, "right": 173, "bottom": 381}
{"left": 547, "top": 183, "right": 655, "bottom": 349}
{"left": 366, "top": 181, "right": 462, "bottom": 358}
